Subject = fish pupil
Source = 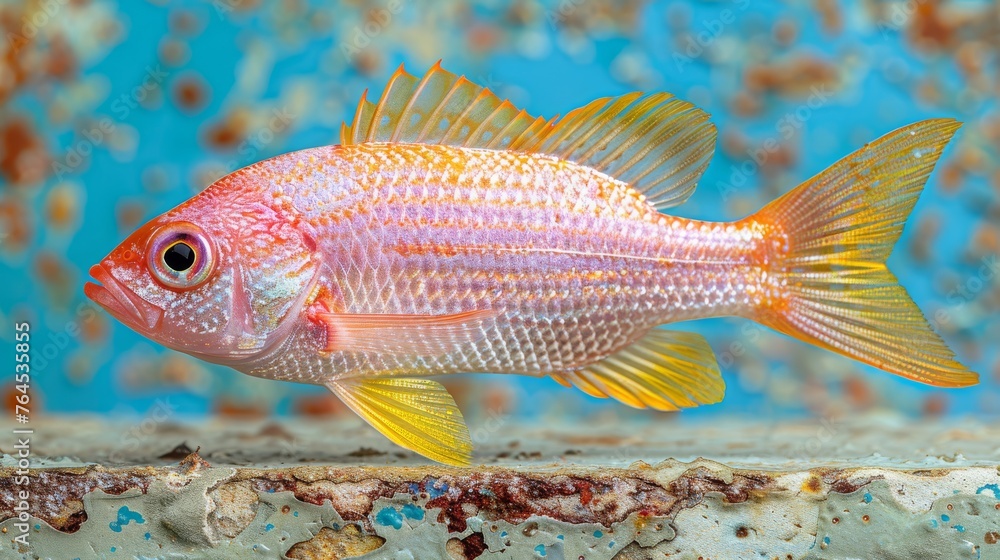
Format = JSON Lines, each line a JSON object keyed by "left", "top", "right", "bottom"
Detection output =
{"left": 164, "top": 242, "right": 195, "bottom": 272}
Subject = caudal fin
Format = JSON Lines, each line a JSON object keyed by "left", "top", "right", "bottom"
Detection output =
{"left": 750, "top": 118, "right": 978, "bottom": 387}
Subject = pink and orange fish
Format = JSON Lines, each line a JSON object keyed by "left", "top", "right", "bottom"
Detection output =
{"left": 86, "top": 63, "right": 977, "bottom": 465}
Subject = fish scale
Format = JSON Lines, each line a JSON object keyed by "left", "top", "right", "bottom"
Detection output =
{"left": 237, "top": 142, "right": 760, "bottom": 384}
{"left": 86, "top": 63, "right": 977, "bottom": 465}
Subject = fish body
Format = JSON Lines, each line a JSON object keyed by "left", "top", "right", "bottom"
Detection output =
{"left": 233, "top": 142, "right": 759, "bottom": 383}
{"left": 86, "top": 63, "right": 978, "bottom": 465}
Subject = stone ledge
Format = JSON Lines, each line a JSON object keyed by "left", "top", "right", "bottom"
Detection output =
{"left": 1, "top": 414, "right": 998, "bottom": 559}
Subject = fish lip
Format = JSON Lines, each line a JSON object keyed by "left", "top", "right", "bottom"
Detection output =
{"left": 84, "top": 264, "right": 164, "bottom": 330}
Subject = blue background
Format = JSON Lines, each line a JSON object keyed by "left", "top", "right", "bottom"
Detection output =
{"left": 1, "top": 0, "right": 996, "bottom": 424}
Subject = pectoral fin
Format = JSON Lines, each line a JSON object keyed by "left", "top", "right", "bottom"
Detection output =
{"left": 551, "top": 329, "right": 725, "bottom": 411}
{"left": 310, "top": 307, "right": 495, "bottom": 357}
{"left": 326, "top": 377, "right": 473, "bottom": 466}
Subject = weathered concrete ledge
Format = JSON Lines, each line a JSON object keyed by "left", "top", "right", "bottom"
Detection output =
{"left": 1, "top": 414, "right": 999, "bottom": 559}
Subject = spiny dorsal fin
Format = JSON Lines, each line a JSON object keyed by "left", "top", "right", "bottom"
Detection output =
{"left": 341, "top": 61, "right": 551, "bottom": 151}
{"left": 551, "top": 329, "right": 725, "bottom": 411}
{"left": 341, "top": 62, "right": 717, "bottom": 210}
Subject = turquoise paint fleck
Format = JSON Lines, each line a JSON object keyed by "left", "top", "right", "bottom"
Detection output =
{"left": 955, "top": 525, "right": 965, "bottom": 532}
{"left": 500, "top": 531, "right": 508, "bottom": 538}
{"left": 929, "top": 519, "right": 939, "bottom": 528}
{"left": 109, "top": 506, "right": 145, "bottom": 532}
{"left": 823, "top": 536, "right": 831, "bottom": 546}
{"left": 426, "top": 479, "right": 449, "bottom": 499}
{"left": 265, "top": 523, "right": 274, "bottom": 532}
{"left": 293, "top": 511, "right": 299, "bottom": 517}
{"left": 593, "top": 530, "right": 603, "bottom": 538}
{"left": 609, "top": 541, "right": 616, "bottom": 548}
{"left": 375, "top": 507, "right": 403, "bottom": 530}
{"left": 401, "top": 503, "right": 425, "bottom": 521}
{"left": 110, "top": 547, "right": 116, "bottom": 553}
{"left": 941, "top": 514, "right": 950, "bottom": 522}
{"left": 144, "top": 532, "right": 151, "bottom": 540}
{"left": 863, "top": 492, "right": 872, "bottom": 503}
{"left": 557, "top": 534, "right": 564, "bottom": 540}
{"left": 33, "top": 524, "right": 39, "bottom": 530}
{"left": 976, "top": 484, "right": 1000, "bottom": 499}
{"left": 535, "top": 544, "right": 547, "bottom": 557}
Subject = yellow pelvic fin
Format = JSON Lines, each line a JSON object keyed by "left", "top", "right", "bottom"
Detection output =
{"left": 751, "top": 118, "right": 978, "bottom": 388}
{"left": 327, "top": 377, "right": 472, "bottom": 466}
{"left": 551, "top": 329, "right": 725, "bottom": 411}
{"left": 342, "top": 62, "right": 716, "bottom": 210}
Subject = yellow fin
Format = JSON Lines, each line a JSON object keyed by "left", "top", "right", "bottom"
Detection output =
{"left": 341, "top": 61, "right": 550, "bottom": 150}
{"left": 519, "top": 92, "right": 716, "bottom": 209}
{"left": 327, "top": 377, "right": 472, "bottom": 466}
{"left": 551, "top": 329, "right": 725, "bottom": 411}
{"left": 342, "top": 62, "right": 716, "bottom": 209}
{"left": 751, "top": 118, "right": 978, "bottom": 388}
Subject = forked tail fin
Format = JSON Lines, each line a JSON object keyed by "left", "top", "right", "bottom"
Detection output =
{"left": 750, "top": 118, "right": 978, "bottom": 387}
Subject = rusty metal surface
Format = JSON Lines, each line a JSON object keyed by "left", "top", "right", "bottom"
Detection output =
{"left": 1, "top": 414, "right": 999, "bottom": 559}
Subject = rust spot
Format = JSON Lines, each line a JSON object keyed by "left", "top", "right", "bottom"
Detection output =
{"left": 735, "top": 526, "right": 749, "bottom": 538}
{"left": 0, "top": 470, "right": 152, "bottom": 533}
{"left": 0, "top": 118, "right": 49, "bottom": 187}
{"left": 823, "top": 472, "right": 878, "bottom": 494}
{"left": 986, "top": 531, "right": 999, "bottom": 545}
{"left": 293, "top": 393, "right": 346, "bottom": 417}
{"left": 214, "top": 398, "right": 268, "bottom": 419}
{"left": 172, "top": 73, "right": 209, "bottom": 113}
{"left": 802, "top": 475, "right": 822, "bottom": 493}
{"left": 348, "top": 448, "right": 387, "bottom": 458}
{"left": 458, "top": 532, "right": 487, "bottom": 559}
{"left": 668, "top": 468, "right": 775, "bottom": 512}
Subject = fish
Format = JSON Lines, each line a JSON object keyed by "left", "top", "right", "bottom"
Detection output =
{"left": 85, "top": 63, "right": 978, "bottom": 465}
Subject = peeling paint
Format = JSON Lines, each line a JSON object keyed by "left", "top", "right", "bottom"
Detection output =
{"left": 2, "top": 417, "right": 1000, "bottom": 558}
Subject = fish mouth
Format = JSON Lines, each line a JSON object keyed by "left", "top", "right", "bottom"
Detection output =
{"left": 84, "top": 264, "right": 164, "bottom": 330}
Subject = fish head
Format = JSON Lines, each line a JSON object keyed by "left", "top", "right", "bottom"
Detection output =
{"left": 85, "top": 188, "right": 321, "bottom": 365}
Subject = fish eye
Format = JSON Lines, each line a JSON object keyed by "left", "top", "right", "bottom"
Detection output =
{"left": 163, "top": 242, "right": 196, "bottom": 272}
{"left": 147, "top": 222, "right": 215, "bottom": 289}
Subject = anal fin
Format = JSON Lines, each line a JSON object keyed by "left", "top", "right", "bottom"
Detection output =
{"left": 551, "top": 329, "right": 725, "bottom": 411}
{"left": 327, "top": 377, "right": 472, "bottom": 466}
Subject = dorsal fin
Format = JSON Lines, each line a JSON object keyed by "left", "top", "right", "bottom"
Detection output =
{"left": 341, "top": 61, "right": 551, "bottom": 151}
{"left": 341, "top": 62, "right": 717, "bottom": 210}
